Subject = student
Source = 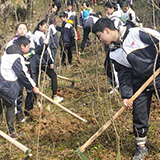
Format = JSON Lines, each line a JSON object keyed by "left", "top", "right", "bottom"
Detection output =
{"left": 57, "top": 12, "right": 76, "bottom": 66}
{"left": 33, "top": 19, "right": 63, "bottom": 102}
{"left": 48, "top": 4, "right": 58, "bottom": 27}
{"left": 80, "top": 12, "right": 102, "bottom": 55}
{"left": 93, "top": 18, "right": 160, "bottom": 160}
{"left": 120, "top": 0, "right": 139, "bottom": 27}
{"left": 66, "top": 2, "right": 81, "bottom": 40}
{"left": 104, "top": 1, "right": 123, "bottom": 29}
{"left": 66, "top": 2, "right": 78, "bottom": 30}
{"left": 53, "top": 0, "right": 61, "bottom": 15}
{"left": 0, "top": 36, "right": 40, "bottom": 137}
{"left": 79, "top": 2, "right": 93, "bottom": 27}
{"left": 70, "top": 0, "right": 79, "bottom": 12}
{"left": 5, "top": 23, "right": 36, "bottom": 121}
{"left": 103, "top": 1, "right": 124, "bottom": 93}
{"left": 48, "top": 19, "right": 59, "bottom": 59}
{"left": 79, "top": 1, "right": 93, "bottom": 54}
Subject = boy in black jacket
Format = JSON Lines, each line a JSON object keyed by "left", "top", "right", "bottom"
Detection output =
{"left": 93, "top": 18, "right": 160, "bottom": 160}
{"left": 0, "top": 36, "right": 40, "bottom": 138}
{"left": 57, "top": 12, "right": 76, "bottom": 66}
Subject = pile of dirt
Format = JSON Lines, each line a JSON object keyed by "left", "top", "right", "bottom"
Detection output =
{"left": 23, "top": 108, "right": 85, "bottom": 142}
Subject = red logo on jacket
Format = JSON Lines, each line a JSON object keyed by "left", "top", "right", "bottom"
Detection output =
{"left": 131, "top": 41, "right": 135, "bottom": 46}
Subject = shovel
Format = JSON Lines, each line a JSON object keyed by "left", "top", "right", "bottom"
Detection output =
{"left": 77, "top": 67, "right": 160, "bottom": 159}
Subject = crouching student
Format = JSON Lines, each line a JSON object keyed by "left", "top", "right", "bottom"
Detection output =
{"left": 93, "top": 18, "right": 160, "bottom": 160}
{"left": 0, "top": 36, "right": 40, "bottom": 138}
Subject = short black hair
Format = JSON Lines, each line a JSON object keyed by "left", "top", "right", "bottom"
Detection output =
{"left": 67, "top": 2, "right": 72, "bottom": 6}
{"left": 119, "top": 0, "right": 128, "bottom": 8}
{"left": 33, "top": 19, "right": 47, "bottom": 33}
{"left": 96, "top": 12, "right": 102, "bottom": 17}
{"left": 59, "top": 12, "right": 68, "bottom": 18}
{"left": 93, "top": 18, "right": 117, "bottom": 34}
{"left": 52, "top": 4, "right": 57, "bottom": 8}
{"left": 104, "top": 1, "right": 118, "bottom": 10}
{"left": 82, "top": 1, "right": 89, "bottom": 7}
{"left": 15, "top": 36, "right": 30, "bottom": 47}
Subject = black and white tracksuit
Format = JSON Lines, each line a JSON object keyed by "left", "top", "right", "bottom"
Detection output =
{"left": 81, "top": 15, "right": 99, "bottom": 52}
{"left": 5, "top": 32, "right": 36, "bottom": 115}
{"left": 110, "top": 26, "right": 160, "bottom": 137}
{"left": 57, "top": 20, "right": 75, "bottom": 64}
{"left": 33, "top": 30, "right": 58, "bottom": 97}
{"left": 0, "top": 43, "right": 36, "bottom": 132}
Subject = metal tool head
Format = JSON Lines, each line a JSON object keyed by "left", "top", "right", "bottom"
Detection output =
{"left": 76, "top": 148, "right": 89, "bottom": 160}
{"left": 70, "top": 80, "right": 75, "bottom": 88}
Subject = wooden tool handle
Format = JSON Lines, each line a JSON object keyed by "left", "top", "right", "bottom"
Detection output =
{"left": 0, "top": 130, "right": 32, "bottom": 156}
{"left": 39, "top": 92, "right": 87, "bottom": 123}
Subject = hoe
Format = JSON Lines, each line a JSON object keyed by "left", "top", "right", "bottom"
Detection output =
{"left": 77, "top": 68, "right": 160, "bottom": 160}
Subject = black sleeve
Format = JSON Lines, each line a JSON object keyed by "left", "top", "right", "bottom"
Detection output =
{"left": 35, "top": 37, "right": 48, "bottom": 55}
{"left": 12, "top": 58, "right": 35, "bottom": 89}
{"left": 139, "top": 30, "right": 159, "bottom": 45}
{"left": 56, "top": 25, "right": 62, "bottom": 32}
{"left": 113, "top": 60, "right": 133, "bottom": 99}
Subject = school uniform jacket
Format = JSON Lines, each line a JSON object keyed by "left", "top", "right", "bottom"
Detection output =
{"left": 33, "top": 30, "right": 54, "bottom": 67}
{"left": 79, "top": 7, "right": 93, "bottom": 26}
{"left": 83, "top": 15, "right": 99, "bottom": 28}
{"left": 110, "top": 26, "right": 160, "bottom": 99}
{"left": 66, "top": 10, "right": 78, "bottom": 29}
{"left": 0, "top": 43, "right": 36, "bottom": 104}
{"left": 57, "top": 20, "right": 75, "bottom": 46}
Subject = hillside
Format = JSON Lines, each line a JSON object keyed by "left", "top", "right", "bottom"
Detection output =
{"left": 0, "top": 0, "right": 160, "bottom": 160}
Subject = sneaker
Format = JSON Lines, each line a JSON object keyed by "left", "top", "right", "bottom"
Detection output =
{"left": 109, "top": 88, "right": 119, "bottom": 94}
{"left": 67, "top": 63, "right": 73, "bottom": 67}
{"left": 80, "top": 52, "right": 85, "bottom": 55}
{"left": 9, "top": 132, "right": 25, "bottom": 139}
{"left": 53, "top": 96, "right": 63, "bottom": 103}
{"left": 132, "top": 146, "right": 148, "bottom": 160}
{"left": 16, "top": 113, "right": 25, "bottom": 122}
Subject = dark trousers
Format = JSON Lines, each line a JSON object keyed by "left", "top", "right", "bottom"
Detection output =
{"left": 70, "top": 0, "right": 79, "bottom": 12}
{"left": 81, "top": 27, "right": 91, "bottom": 52}
{"left": 55, "top": 5, "right": 61, "bottom": 15}
{"left": 0, "top": 99, "right": 15, "bottom": 133}
{"left": 29, "top": 53, "right": 58, "bottom": 97}
{"left": 61, "top": 44, "right": 73, "bottom": 65}
{"left": 42, "top": 67, "right": 58, "bottom": 97}
{"left": 104, "top": 52, "right": 116, "bottom": 86}
{"left": 133, "top": 85, "right": 160, "bottom": 137}
{"left": 16, "top": 55, "right": 38, "bottom": 115}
